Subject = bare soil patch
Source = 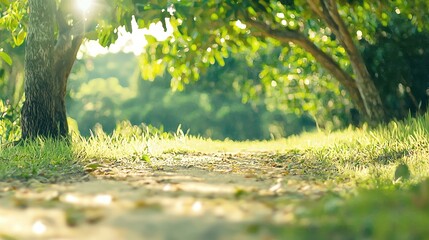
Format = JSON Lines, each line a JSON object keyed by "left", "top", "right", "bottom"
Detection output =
{"left": 0, "top": 152, "right": 343, "bottom": 239}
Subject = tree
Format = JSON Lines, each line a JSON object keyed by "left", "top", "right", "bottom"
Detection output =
{"left": 1, "top": 0, "right": 83, "bottom": 138}
{"left": 1, "top": 0, "right": 178, "bottom": 139}
{"left": 20, "top": 0, "right": 83, "bottom": 138}
{"left": 305, "top": 0, "right": 384, "bottom": 121}
{"left": 1, "top": 0, "right": 140, "bottom": 139}
{"left": 140, "top": 0, "right": 429, "bottom": 123}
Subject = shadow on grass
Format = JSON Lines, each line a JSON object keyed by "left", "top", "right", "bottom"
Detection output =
{"left": 374, "top": 149, "right": 410, "bottom": 165}
{"left": 270, "top": 150, "right": 340, "bottom": 180}
{"left": 0, "top": 139, "right": 86, "bottom": 183}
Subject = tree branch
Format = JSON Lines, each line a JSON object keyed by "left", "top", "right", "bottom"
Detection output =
{"left": 244, "top": 18, "right": 354, "bottom": 86}
{"left": 320, "top": 0, "right": 340, "bottom": 31}
{"left": 312, "top": 0, "right": 386, "bottom": 120}
{"left": 307, "top": 0, "right": 324, "bottom": 19}
{"left": 307, "top": 0, "right": 338, "bottom": 31}
{"left": 244, "top": 17, "right": 366, "bottom": 114}
{"left": 245, "top": 17, "right": 306, "bottom": 42}
{"left": 54, "top": 1, "right": 86, "bottom": 60}
{"left": 52, "top": 1, "right": 84, "bottom": 101}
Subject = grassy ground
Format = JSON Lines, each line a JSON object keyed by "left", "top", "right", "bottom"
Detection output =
{"left": 0, "top": 113, "right": 429, "bottom": 239}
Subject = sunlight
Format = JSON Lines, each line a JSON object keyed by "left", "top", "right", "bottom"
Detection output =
{"left": 191, "top": 201, "right": 203, "bottom": 213}
{"left": 32, "top": 220, "right": 47, "bottom": 235}
{"left": 76, "top": 0, "right": 93, "bottom": 13}
{"left": 235, "top": 20, "right": 246, "bottom": 29}
{"left": 79, "top": 17, "right": 173, "bottom": 57}
{"left": 94, "top": 194, "right": 113, "bottom": 206}
{"left": 62, "top": 193, "right": 79, "bottom": 204}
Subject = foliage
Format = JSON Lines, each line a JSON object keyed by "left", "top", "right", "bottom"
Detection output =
{"left": 70, "top": 76, "right": 135, "bottom": 133}
{"left": 0, "top": 0, "right": 26, "bottom": 71}
{"left": 0, "top": 0, "right": 27, "bottom": 47}
{"left": 362, "top": 13, "right": 429, "bottom": 118}
{"left": 0, "top": 43, "right": 25, "bottom": 105}
{"left": 186, "top": 46, "right": 353, "bottom": 129}
{"left": 0, "top": 99, "right": 21, "bottom": 144}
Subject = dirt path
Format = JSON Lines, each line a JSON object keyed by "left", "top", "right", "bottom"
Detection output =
{"left": 0, "top": 152, "right": 341, "bottom": 239}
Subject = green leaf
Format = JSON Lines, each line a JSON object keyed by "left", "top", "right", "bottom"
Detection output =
{"left": 0, "top": 51, "right": 13, "bottom": 65}
{"left": 208, "top": 54, "right": 215, "bottom": 64}
{"left": 145, "top": 34, "right": 158, "bottom": 45}
{"left": 137, "top": 10, "right": 162, "bottom": 26}
{"left": 214, "top": 51, "right": 225, "bottom": 66}
{"left": 15, "top": 29, "right": 26, "bottom": 46}
{"left": 85, "top": 163, "right": 102, "bottom": 171}
{"left": 140, "top": 154, "right": 151, "bottom": 163}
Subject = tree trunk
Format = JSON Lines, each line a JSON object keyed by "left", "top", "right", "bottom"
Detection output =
{"left": 21, "top": 0, "right": 83, "bottom": 139}
{"left": 53, "top": 36, "right": 83, "bottom": 137}
{"left": 316, "top": 0, "right": 387, "bottom": 122}
{"left": 21, "top": 0, "right": 57, "bottom": 139}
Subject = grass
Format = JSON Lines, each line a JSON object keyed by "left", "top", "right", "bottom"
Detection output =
{"left": 266, "top": 182, "right": 429, "bottom": 239}
{"left": 0, "top": 113, "right": 428, "bottom": 239}
{"left": 0, "top": 139, "right": 85, "bottom": 182}
{"left": 1, "top": 112, "right": 428, "bottom": 184}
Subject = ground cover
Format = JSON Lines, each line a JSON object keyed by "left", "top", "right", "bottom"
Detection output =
{"left": 0, "top": 113, "right": 428, "bottom": 239}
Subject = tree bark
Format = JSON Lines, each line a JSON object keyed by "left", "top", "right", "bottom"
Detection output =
{"left": 21, "top": 0, "right": 57, "bottom": 139}
{"left": 21, "top": 0, "right": 83, "bottom": 139}
{"left": 51, "top": 37, "right": 83, "bottom": 138}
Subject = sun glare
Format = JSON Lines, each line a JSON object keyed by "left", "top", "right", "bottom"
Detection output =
{"left": 76, "top": 0, "right": 93, "bottom": 13}
{"left": 80, "top": 18, "right": 173, "bottom": 57}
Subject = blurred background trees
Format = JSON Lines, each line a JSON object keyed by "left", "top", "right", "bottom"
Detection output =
{"left": 362, "top": 13, "right": 429, "bottom": 119}
{"left": 67, "top": 52, "right": 316, "bottom": 140}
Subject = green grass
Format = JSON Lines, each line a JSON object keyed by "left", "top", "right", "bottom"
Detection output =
{"left": 266, "top": 180, "right": 429, "bottom": 239}
{"left": 1, "top": 112, "right": 428, "bottom": 185}
{"left": 0, "top": 113, "right": 429, "bottom": 239}
{"left": 69, "top": 112, "right": 429, "bottom": 239}
{"left": 0, "top": 139, "right": 84, "bottom": 182}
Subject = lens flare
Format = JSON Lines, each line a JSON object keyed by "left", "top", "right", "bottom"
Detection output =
{"left": 76, "top": 0, "right": 93, "bottom": 13}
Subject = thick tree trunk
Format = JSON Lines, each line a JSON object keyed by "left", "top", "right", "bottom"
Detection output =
{"left": 21, "top": 0, "right": 57, "bottom": 139}
{"left": 21, "top": 0, "right": 83, "bottom": 139}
